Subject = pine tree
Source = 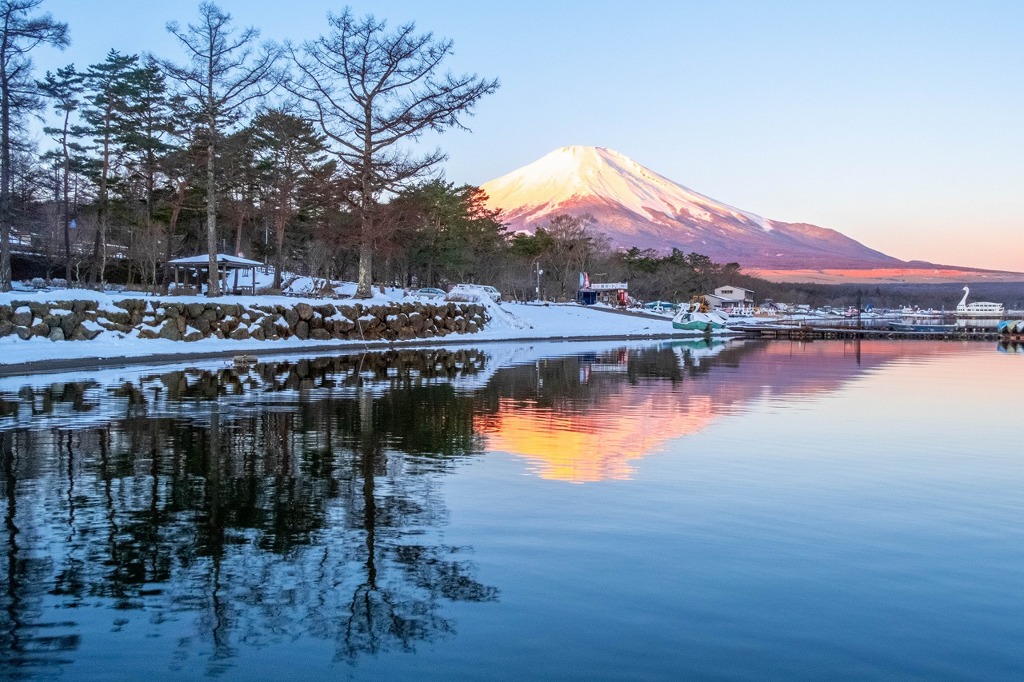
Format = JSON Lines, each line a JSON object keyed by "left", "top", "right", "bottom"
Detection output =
{"left": 250, "top": 108, "right": 327, "bottom": 289}
{"left": 37, "top": 63, "right": 85, "bottom": 282}
{"left": 81, "top": 50, "right": 142, "bottom": 285}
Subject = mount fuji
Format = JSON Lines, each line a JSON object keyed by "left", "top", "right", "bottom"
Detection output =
{"left": 480, "top": 146, "right": 1012, "bottom": 282}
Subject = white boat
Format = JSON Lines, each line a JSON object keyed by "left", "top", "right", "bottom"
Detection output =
{"left": 956, "top": 287, "right": 1004, "bottom": 317}
{"left": 955, "top": 287, "right": 1005, "bottom": 329}
{"left": 672, "top": 306, "right": 729, "bottom": 333}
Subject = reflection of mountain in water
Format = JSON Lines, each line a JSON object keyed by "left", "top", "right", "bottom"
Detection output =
{"left": 475, "top": 339, "right": 950, "bottom": 482}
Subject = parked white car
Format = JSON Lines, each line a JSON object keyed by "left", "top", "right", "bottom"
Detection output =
{"left": 446, "top": 284, "right": 501, "bottom": 303}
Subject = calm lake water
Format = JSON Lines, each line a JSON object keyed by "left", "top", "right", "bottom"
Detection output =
{"left": 1, "top": 339, "right": 1022, "bottom": 681}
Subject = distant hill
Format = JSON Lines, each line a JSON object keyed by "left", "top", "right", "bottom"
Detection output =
{"left": 481, "top": 146, "right": 1023, "bottom": 284}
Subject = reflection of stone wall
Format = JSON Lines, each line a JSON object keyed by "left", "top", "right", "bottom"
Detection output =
{"left": 0, "top": 299, "right": 488, "bottom": 342}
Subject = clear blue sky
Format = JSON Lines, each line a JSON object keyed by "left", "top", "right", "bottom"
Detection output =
{"left": 34, "top": 0, "right": 1024, "bottom": 271}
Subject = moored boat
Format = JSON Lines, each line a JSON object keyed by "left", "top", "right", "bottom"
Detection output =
{"left": 672, "top": 307, "right": 728, "bottom": 333}
{"left": 889, "top": 321, "right": 958, "bottom": 333}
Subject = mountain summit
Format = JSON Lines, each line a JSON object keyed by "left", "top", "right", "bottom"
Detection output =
{"left": 481, "top": 146, "right": 902, "bottom": 273}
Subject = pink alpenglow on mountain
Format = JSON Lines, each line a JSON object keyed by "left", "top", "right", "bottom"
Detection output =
{"left": 481, "top": 146, "right": 903, "bottom": 272}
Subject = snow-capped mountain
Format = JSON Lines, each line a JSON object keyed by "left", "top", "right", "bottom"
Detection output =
{"left": 481, "top": 146, "right": 903, "bottom": 271}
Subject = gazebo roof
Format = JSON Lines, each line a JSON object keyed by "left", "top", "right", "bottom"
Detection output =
{"left": 168, "top": 254, "right": 262, "bottom": 269}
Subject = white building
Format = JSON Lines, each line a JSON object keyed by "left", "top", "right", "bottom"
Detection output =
{"left": 708, "top": 285, "right": 755, "bottom": 311}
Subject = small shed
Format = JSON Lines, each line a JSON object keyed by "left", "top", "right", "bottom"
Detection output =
{"left": 579, "top": 281, "right": 629, "bottom": 306}
{"left": 168, "top": 254, "right": 262, "bottom": 295}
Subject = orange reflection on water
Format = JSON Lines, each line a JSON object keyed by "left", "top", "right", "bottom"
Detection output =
{"left": 476, "top": 339, "right": 987, "bottom": 484}
{"left": 479, "top": 393, "right": 715, "bottom": 483}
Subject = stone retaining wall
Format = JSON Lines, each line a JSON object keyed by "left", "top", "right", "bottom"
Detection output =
{"left": 0, "top": 299, "right": 488, "bottom": 343}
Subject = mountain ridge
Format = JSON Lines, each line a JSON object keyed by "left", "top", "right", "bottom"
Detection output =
{"left": 480, "top": 145, "right": 906, "bottom": 272}
{"left": 479, "top": 146, "right": 1024, "bottom": 283}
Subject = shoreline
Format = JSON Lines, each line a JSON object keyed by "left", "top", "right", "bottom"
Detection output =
{"left": 0, "top": 330, "right": 696, "bottom": 379}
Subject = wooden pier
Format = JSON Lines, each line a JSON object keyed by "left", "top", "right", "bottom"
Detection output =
{"left": 730, "top": 324, "right": 1019, "bottom": 342}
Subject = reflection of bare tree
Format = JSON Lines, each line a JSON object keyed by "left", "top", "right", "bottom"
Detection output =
{"left": 0, "top": 349, "right": 497, "bottom": 676}
{"left": 1, "top": 431, "right": 82, "bottom": 679}
{"left": 337, "top": 390, "right": 497, "bottom": 661}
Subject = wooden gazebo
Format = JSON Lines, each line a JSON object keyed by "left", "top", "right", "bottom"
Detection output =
{"left": 167, "top": 254, "right": 262, "bottom": 295}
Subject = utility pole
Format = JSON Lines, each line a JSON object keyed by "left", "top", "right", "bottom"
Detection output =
{"left": 534, "top": 261, "right": 543, "bottom": 301}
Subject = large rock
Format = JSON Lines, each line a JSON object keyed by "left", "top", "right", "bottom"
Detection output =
{"left": 294, "top": 320, "right": 309, "bottom": 340}
{"left": 295, "top": 302, "right": 314, "bottom": 321}
{"left": 105, "top": 307, "right": 131, "bottom": 323}
{"left": 229, "top": 327, "right": 250, "bottom": 340}
{"left": 48, "top": 327, "right": 65, "bottom": 342}
{"left": 12, "top": 306, "right": 32, "bottom": 327}
{"left": 158, "top": 320, "right": 182, "bottom": 341}
{"left": 100, "top": 321, "right": 133, "bottom": 333}
{"left": 80, "top": 324, "right": 103, "bottom": 340}
{"left": 0, "top": 320, "right": 13, "bottom": 337}
{"left": 309, "top": 328, "right": 331, "bottom": 341}
{"left": 60, "top": 313, "right": 80, "bottom": 336}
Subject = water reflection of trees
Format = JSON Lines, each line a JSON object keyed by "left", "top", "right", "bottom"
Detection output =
{"left": 0, "top": 349, "right": 498, "bottom": 677}
{"left": 1, "top": 342, "right": 762, "bottom": 675}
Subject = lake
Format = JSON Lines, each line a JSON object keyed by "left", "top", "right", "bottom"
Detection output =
{"left": 1, "top": 339, "right": 1021, "bottom": 680}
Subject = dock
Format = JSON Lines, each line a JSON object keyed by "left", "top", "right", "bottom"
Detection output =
{"left": 730, "top": 323, "right": 1019, "bottom": 342}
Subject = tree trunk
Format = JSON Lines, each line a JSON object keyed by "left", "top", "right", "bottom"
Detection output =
{"left": 206, "top": 135, "right": 219, "bottom": 296}
{"left": 234, "top": 205, "right": 244, "bottom": 256}
{"left": 62, "top": 139, "right": 72, "bottom": 282}
{"left": 273, "top": 212, "right": 285, "bottom": 290}
{"left": 355, "top": 240, "right": 373, "bottom": 299}
{"left": 0, "top": 36, "right": 11, "bottom": 292}
{"left": 97, "top": 124, "right": 110, "bottom": 287}
{"left": 162, "top": 183, "right": 185, "bottom": 291}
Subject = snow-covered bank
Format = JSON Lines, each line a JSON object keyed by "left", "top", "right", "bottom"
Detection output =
{"left": 0, "top": 288, "right": 685, "bottom": 374}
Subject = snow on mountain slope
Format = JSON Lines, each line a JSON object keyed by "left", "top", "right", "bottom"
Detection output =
{"left": 481, "top": 146, "right": 905, "bottom": 270}
{"left": 483, "top": 145, "right": 771, "bottom": 232}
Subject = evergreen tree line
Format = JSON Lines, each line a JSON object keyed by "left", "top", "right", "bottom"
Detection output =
{"left": 0, "top": 1, "right": 505, "bottom": 297}
{"left": 0, "top": 0, "right": 776, "bottom": 304}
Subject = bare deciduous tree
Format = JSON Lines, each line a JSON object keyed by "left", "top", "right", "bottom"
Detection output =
{"left": 163, "top": 1, "right": 278, "bottom": 296}
{"left": 286, "top": 8, "right": 498, "bottom": 298}
{"left": 0, "top": 0, "right": 68, "bottom": 290}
